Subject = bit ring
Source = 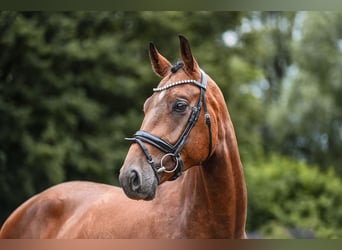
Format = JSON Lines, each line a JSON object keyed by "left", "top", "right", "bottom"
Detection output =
{"left": 157, "top": 153, "right": 179, "bottom": 173}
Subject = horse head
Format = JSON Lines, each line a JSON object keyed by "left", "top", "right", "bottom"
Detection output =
{"left": 119, "top": 35, "right": 219, "bottom": 200}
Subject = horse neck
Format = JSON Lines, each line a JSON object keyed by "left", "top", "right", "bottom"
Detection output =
{"left": 180, "top": 91, "right": 247, "bottom": 238}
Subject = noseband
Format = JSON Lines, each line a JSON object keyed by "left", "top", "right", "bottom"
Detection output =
{"left": 125, "top": 70, "right": 212, "bottom": 183}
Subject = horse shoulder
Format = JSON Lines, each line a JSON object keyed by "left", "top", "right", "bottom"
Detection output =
{"left": 0, "top": 181, "right": 105, "bottom": 238}
{"left": 0, "top": 191, "right": 65, "bottom": 238}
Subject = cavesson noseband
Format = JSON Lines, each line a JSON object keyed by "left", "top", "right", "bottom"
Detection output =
{"left": 125, "top": 69, "right": 212, "bottom": 183}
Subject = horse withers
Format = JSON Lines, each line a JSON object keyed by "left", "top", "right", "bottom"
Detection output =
{"left": 0, "top": 36, "right": 247, "bottom": 239}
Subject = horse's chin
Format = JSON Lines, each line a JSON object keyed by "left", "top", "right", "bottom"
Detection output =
{"left": 121, "top": 184, "right": 157, "bottom": 201}
{"left": 142, "top": 190, "right": 156, "bottom": 201}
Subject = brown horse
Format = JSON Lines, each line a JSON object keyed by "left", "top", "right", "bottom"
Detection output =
{"left": 0, "top": 35, "right": 247, "bottom": 239}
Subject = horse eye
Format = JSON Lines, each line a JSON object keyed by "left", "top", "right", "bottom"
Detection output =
{"left": 172, "top": 100, "right": 188, "bottom": 113}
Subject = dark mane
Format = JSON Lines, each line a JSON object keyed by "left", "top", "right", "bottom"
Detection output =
{"left": 171, "top": 61, "right": 184, "bottom": 73}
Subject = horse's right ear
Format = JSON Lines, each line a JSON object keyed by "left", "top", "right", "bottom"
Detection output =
{"left": 149, "top": 42, "right": 172, "bottom": 78}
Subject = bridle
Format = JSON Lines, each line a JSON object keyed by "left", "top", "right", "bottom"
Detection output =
{"left": 125, "top": 69, "right": 212, "bottom": 183}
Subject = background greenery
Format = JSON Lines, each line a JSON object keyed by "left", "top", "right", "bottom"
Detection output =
{"left": 0, "top": 11, "right": 342, "bottom": 238}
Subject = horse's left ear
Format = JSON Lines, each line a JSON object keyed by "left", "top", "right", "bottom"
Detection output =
{"left": 179, "top": 35, "right": 200, "bottom": 74}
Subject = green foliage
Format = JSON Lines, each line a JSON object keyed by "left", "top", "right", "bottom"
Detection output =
{"left": 245, "top": 155, "right": 342, "bottom": 238}
{"left": 265, "top": 12, "right": 342, "bottom": 173}
{"left": 0, "top": 12, "right": 149, "bottom": 222}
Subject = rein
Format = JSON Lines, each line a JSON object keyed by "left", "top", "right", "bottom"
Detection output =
{"left": 125, "top": 69, "right": 212, "bottom": 183}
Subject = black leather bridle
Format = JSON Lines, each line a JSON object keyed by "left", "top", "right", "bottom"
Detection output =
{"left": 125, "top": 69, "right": 212, "bottom": 183}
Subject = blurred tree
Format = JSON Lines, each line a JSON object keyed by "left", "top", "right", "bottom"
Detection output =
{"left": 0, "top": 12, "right": 149, "bottom": 223}
{"left": 233, "top": 12, "right": 296, "bottom": 158}
{"left": 265, "top": 12, "right": 342, "bottom": 173}
{"left": 239, "top": 12, "right": 296, "bottom": 103}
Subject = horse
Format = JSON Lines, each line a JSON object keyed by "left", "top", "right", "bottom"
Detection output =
{"left": 0, "top": 35, "right": 247, "bottom": 239}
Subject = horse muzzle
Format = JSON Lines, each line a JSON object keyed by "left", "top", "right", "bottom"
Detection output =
{"left": 119, "top": 164, "right": 158, "bottom": 201}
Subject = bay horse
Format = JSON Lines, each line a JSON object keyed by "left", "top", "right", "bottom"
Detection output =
{"left": 0, "top": 35, "right": 247, "bottom": 239}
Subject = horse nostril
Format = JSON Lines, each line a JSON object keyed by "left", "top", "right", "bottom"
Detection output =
{"left": 129, "top": 170, "right": 141, "bottom": 192}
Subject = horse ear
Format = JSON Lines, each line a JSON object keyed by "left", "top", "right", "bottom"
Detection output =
{"left": 179, "top": 35, "right": 200, "bottom": 73}
{"left": 149, "top": 42, "right": 172, "bottom": 78}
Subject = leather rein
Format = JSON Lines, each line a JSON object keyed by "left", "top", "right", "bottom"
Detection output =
{"left": 125, "top": 69, "right": 212, "bottom": 183}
